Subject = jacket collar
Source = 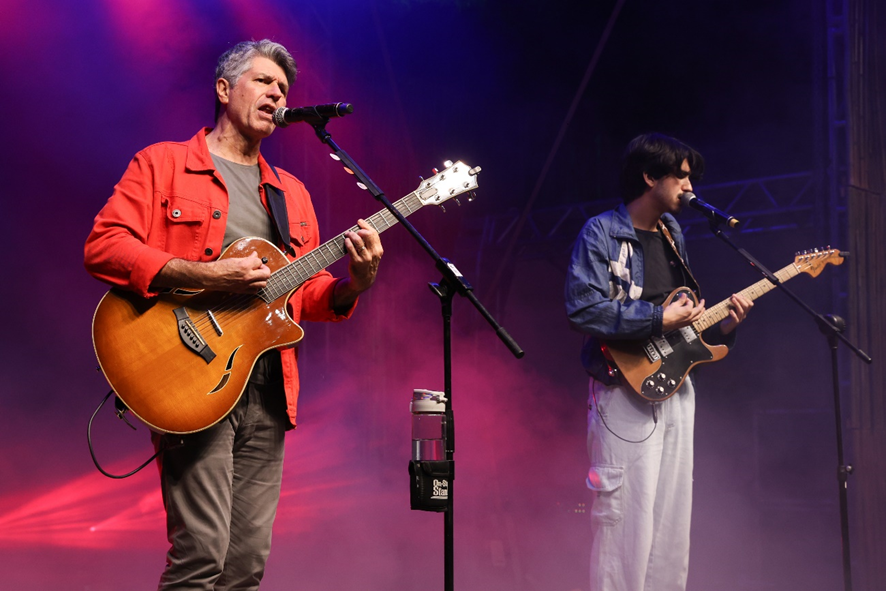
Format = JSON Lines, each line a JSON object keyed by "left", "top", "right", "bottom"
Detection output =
{"left": 609, "top": 203, "right": 683, "bottom": 245}
{"left": 609, "top": 203, "right": 639, "bottom": 241}
{"left": 185, "top": 128, "right": 285, "bottom": 192}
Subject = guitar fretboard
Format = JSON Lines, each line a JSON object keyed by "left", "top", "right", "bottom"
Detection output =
{"left": 259, "top": 191, "right": 424, "bottom": 302}
{"left": 692, "top": 262, "right": 800, "bottom": 332}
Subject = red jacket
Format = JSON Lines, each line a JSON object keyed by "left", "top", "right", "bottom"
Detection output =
{"left": 85, "top": 128, "right": 355, "bottom": 427}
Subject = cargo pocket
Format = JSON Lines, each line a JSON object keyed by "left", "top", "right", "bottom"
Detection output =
{"left": 586, "top": 465, "right": 624, "bottom": 526}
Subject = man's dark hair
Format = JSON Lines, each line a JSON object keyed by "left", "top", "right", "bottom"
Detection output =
{"left": 619, "top": 133, "right": 705, "bottom": 204}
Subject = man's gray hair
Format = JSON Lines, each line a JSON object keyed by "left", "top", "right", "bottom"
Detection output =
{"left": 214, "top": 39, "right": 298, "bottom": 121}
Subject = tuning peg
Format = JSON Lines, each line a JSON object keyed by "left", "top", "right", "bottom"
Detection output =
{"left": 418, "top": 175, "right": 424, "bottom": 181}
{"left": 439, "top": 204, "right": 446, "bottom": 213}
{"left": 468, "top": 191, "right": 477, "bottom": 201}
{"left": 432, "top": 168, "right": 439, "bottom": 175}
{"left": 469, "top": 166, "right": 482, "bottom": 176}
{"left": 454, "top": 198, "right": 461, "bottom": 206}
{"left": 444, "top": 160, "right": 453, "bottom": 168}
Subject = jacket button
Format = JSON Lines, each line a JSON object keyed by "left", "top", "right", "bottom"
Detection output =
{"left": 213, "top": 210, "right": 222, "bottom": 219}
{"left": 205, "top": 248, "right": 213, "bottom": 256}
{"left": 171, "top": 209, "right": 182, "bottom": 218}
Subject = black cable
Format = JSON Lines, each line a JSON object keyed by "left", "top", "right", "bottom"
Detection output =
{"left": 590, "top": 380, "right": 658, "bottom": 444}
{"left": 87, "top": 390, "right": 160, "bottom": 479}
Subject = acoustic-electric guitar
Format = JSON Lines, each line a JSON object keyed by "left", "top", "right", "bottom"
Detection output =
{"left": 92, "top": 161, "right": 480, "bottom": 434}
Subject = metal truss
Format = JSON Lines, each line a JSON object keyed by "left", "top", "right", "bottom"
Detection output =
{"left": 463, "top": 171, "right": 823, "bottom": 268}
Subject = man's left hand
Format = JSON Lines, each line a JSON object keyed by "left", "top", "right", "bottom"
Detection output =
{"left": 332, "top": 219, "right": 383, "bottom": 311}
{"left": 720, "top": 293, "right": 753, "bottom": 335}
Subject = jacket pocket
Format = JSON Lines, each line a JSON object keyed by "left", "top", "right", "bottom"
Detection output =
{"left": 287, "top": 218, "right": 309, "bottom": 247}
{"left": 159, "top": 193, "right": 209, "bottom": 259}
{"left": 587, "top": 465, "right": 624, "bottom": 526}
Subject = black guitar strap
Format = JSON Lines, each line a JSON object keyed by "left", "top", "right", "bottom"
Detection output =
{"left": 658, "top": 220, "right": 701, "bottom": 297}
{"left": 265, "top": 165, "right": 295, "bottom": 256}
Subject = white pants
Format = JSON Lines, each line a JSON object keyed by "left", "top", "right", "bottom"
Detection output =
{"left": 586, "top": 378, "right": 695, "bottom": 591}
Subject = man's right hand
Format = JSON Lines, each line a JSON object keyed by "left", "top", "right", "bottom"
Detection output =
{"left": 151, "top": 251, "right": 271, "bottom": 294}
{"left": 661, "top": 292, "right": 705, "bottom": 332}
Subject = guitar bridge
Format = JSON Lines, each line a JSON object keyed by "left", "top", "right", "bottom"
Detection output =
{"left": 173, "top": 307, "right": 216, "bottom": 364}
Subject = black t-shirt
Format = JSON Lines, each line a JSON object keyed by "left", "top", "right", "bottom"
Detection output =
{"left": 634, "top": 228, "right": 689, "bottom": 306}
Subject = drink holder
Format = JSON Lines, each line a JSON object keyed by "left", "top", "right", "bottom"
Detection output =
{"left": 409, "top": 460, "right": 451, "bottom": 512}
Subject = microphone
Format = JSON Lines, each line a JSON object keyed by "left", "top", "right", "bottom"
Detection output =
{"left": 272, "top": 103, "right": 354, "bottom": 127}
{"left": 679, "top": 192, "right": 740, "bottom": 228}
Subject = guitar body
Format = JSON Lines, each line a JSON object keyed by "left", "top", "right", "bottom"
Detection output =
{"left": 602, "top": 287, "right": 728, "bottom": 402}
{"left": 92, "top": 238, "right": 304, "bottom": 434}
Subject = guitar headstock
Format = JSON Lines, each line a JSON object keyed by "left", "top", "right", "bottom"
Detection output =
{"left": 415, "top": 160, "right": 481, "bottom": 210}
{"left": 794, "top": 247, "right": 845, "bottom": 277}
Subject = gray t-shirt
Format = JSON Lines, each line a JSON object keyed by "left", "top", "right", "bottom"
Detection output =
{"left": 210, "top": 153, "right": 282, "bottom": 384}
{"left": 210, "top": 154, "right": 276, "bottom": 250}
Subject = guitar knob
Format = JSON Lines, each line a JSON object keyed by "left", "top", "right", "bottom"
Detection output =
{"left": 656, "top": 386, "right": 665, "bottom": 395}
{"left": 667, "top": 379, "right": 676, "bottom": 388}
{"left": 645, "top": 380, "right": 655, "bottom": 389}
{"left": 657, "top": 373, "right": 667, "bottom": 381}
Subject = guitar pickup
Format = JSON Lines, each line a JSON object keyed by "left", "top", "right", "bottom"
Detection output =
{"left": 678, "top": 326, "right": 698, "bottom": 343}
{"left": 643, "top": 341, "right": 661, "bottom": 363}
{"left": 173, "top": 307, "right": 216, "bottom": 364}
{"left": 649, "top": 335, "right": 674, "bottom": 360}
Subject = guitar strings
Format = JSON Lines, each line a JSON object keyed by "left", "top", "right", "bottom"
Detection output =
{"left": 186, "top": 193, "right": 420, "bottom": 336}
{"left": 691, "top": 262, "right": 797, "bottom": 332}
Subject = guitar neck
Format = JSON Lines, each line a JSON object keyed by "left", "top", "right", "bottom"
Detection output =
{"left": 692, "top": 262, "right": 801, "bottom": 332}
{"left": 260, "top": 192, "right": 423, "bottom": 302}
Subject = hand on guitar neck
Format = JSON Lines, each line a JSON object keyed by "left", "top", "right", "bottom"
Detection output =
{"left": 662, "top": 292, "right": 752, "bottom": 335}
{"left": 717, "top": 293, "right": 753, "bottom": 335}
{"left": 333, "top": 218, "right": 384, "bottom": 312}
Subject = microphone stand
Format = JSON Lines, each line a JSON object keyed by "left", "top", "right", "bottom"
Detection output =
{"left": 706, "top": 220, "right": 872, "bottom": 591}
{"left": 306, "top": 118, "right": 524, "bottom": 591}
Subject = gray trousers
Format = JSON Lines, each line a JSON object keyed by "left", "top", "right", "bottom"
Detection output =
{"left": 152, "top": 378, "right": 288, "bottom": 591}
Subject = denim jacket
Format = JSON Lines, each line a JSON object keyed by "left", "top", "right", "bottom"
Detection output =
{"left": 565, "top": 204, "right": 729, "bottom": 384}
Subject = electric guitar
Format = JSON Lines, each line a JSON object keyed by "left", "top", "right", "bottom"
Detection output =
{"left": 601, "top": 248, "right": 844, "bottom": 402}
{"left": 92, "top": 161, "right": 480, "bottom": 434}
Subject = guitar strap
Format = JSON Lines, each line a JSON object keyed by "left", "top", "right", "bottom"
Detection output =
{"left": 657, "top": 220, "right": 701, "bottom": 297}
{"left": 266, "top": 165, "right": 296, "bottom": 256}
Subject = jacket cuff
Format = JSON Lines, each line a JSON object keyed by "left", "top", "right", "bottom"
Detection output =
{"left": 131, "top": 247, "right": 176, "bottom": 298}
{"left": 651, "top": 304, "right": 664, "bottom": 337}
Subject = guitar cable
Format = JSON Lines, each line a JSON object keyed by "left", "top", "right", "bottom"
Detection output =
{"left": 590, "top": 380, "right": 659, "bottom": 444}
{"left": 87, "top": 390, "right": 162, "bottom": 479}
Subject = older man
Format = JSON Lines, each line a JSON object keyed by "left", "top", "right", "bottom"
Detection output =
{"left": 85, "top": 39, "right": 382, "bottom": 590}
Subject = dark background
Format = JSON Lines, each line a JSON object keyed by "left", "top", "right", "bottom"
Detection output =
{"left": 0, "top": 1, "right": 849, "bottom": 589}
